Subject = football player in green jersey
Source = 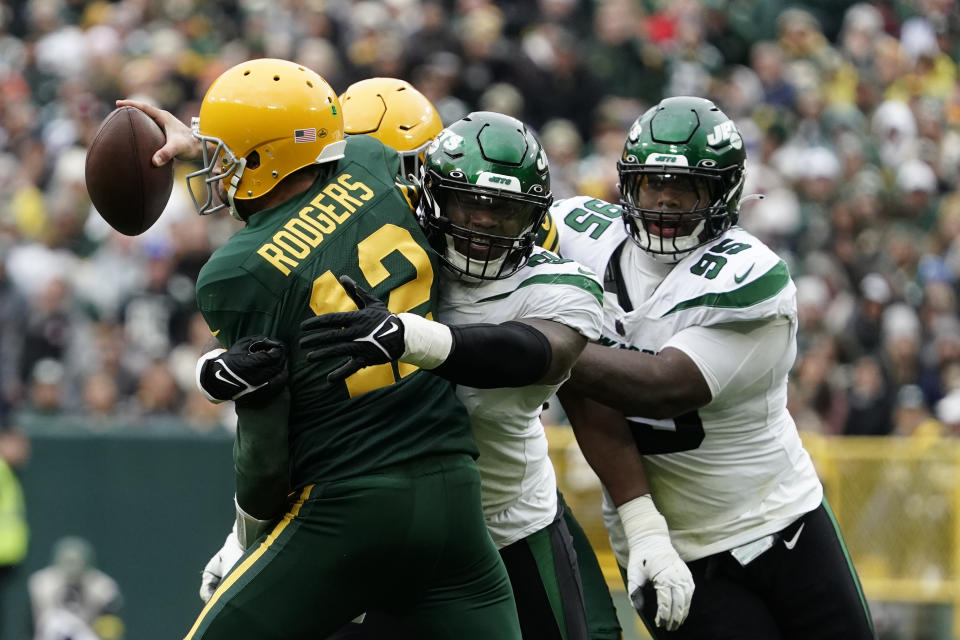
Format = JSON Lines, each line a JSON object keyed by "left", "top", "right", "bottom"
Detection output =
{"left": 117, "top": 59, "right": 522, "bottom": 640}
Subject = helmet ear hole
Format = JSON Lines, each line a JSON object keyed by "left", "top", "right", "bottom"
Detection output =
{"left": 246, "top": 151, "right": 261, "bottom": 170}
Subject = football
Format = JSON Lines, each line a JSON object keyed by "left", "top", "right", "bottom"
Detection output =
{"left": 85, "top": 106, "right": 174, "bottom": 236}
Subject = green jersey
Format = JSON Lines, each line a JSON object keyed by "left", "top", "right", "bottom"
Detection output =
{"left": 196, "top": 135, "right": 476, "bottom": 487}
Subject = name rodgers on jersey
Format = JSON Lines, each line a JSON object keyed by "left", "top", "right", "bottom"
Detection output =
{"left": 257, "top": 172, "right": 375, "bottom": 275}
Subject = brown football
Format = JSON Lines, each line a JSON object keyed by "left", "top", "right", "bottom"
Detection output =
{"left": 84, "top": 106, "right": 174, "bottom": 236}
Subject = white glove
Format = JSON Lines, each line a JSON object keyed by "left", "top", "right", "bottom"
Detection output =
{"left": 617, "top": 495, "right": 695, "bottom": 631}
{"left": 199, "top": 524, "right": 245, "bottom": 603}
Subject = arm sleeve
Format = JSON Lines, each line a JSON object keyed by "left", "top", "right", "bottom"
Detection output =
{"left": 233, "top": 388, "right": 291, "bottom": 520}
{"left": 429, "top": 321, "right": 553, "bottom": 388}
{"left": 664, "top": 318, "right": 793, "bottom": 400}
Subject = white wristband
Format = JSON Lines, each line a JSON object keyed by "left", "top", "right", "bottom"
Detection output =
{"left": 617, "top": 494, "right": 670, "bottom": 545}
{"left": 397, "top": 313, "right": 453, "bottom": 370}
{"left": 196, "top": 348, "right": 227, "bottom": 403}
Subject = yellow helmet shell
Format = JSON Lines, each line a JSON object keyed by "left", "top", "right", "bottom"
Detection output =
{"left": 340, "top": 78, "right": 442, "bottom": 153}
{"left": 197, "top": 58, "right": 344, "bottom": 201}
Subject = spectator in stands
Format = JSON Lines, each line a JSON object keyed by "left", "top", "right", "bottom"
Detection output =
{"left": 28, "top": 536, "right": 123, "bottom": 640}
{"left": 81, "top": 371, "right": 126, "bottom": 427}
{"left": 0, "top": 244, "right": 27, "bottom": 422}
{"left": 844, "top": 354, "right": 895, "bottom": 436}
{"left": 892, "top": 384, "right": 943, "bottom": 439}
{"left": 23, "top": 359, "right": 67, "bottom": 418}
{"left": 0, "top": 422, "right": 27, "bottom": 635}
{"left": 845, "top": 273, "right": 893, "bottom": 359}
{"left": 935, "top": 389, "right": 960, "bottom": 436}
{"left": 132, "top": 361, "right": 182, "bottom": 421}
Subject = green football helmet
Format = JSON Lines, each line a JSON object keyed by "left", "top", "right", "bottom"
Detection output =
{"left": 618, "top": 96, "right": 746, "bottom": 263}
{"left": 421, "top": 111, "right": 552, "bottom": 280}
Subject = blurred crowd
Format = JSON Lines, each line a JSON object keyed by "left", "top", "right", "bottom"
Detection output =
{"left": 0, "top": 0, "right": 959, "bottom": 439}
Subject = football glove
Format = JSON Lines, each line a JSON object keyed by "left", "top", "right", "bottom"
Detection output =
{"left": 199, "top": 524, "right": 244, "bottom": 603}
{"left": 299, "top": 276, "right": 406, "bottom": 382}
{"left": 618, "top": 495, "right": 695, "bottom": 631}
{"left": 196, "top": 336, "right": 288, "bottom": 406}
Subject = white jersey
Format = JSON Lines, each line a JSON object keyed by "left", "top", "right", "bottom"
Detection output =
{"left": 438, "top": 246, "right": 603, "bottom": 548}
{"left": 553, "top": 196, "right": 823, "bottom": 561}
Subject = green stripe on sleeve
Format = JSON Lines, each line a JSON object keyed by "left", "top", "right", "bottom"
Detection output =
{"left": 663, "top": 261, "right": 790, "bottom": 316}
{"left": 478, "top": 274, "right": 604, "bottom": 306}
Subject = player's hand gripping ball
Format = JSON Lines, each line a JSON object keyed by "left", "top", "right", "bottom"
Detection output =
{"left": 84, "top": 106, "right": 174, "bottom": 236}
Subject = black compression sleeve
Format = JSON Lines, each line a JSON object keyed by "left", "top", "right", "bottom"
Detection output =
{"left": 429, "top": 321, "right": 552, "bottom": 388}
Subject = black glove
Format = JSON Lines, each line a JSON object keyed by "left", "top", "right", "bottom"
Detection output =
{"left": 299, "top": 276, "right": 405, "bottom": 382}
{"left": 197, "top": 336, "right": 289, "bottom": 406}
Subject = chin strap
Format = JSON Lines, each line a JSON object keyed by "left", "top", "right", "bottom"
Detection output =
{"left": 225, "top": 157, "right": 248, "bottom": 222}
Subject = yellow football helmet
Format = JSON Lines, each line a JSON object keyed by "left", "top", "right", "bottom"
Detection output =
{"left": 187, "top": 58, "right": 345, "bottom": 220}
{"left": 340, "top": 78, "right": 442, "bottom": 178}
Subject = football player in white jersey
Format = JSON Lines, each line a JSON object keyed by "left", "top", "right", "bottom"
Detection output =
{"left": 553, "top": 96, "right": 875, "bottom": 639}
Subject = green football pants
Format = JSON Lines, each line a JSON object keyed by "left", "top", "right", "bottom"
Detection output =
{"left": 560, "top": 493, "right": 623, "bottom": 640}
{"left": 184, "top": 454, "right": 521, "bottom": 640}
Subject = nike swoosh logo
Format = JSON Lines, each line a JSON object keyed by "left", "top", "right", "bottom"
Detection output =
{"left": 734, "top": 264, "right": 755, "bottom": 284}
{"left": 783, "top": 523, "right": 805, "bottom": 550}
{"left": 378, "top": 321, "right": 399, "bottom": 338}
{"left": 214, "top": 368, "right": 242, "bottom": 388}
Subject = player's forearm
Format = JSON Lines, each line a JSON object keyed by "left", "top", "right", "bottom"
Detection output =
{"left": 557, "top": 386, "right": 650, "bottom": 505}
{"left": 567, "top": 344, "right": 709, "bottom": 419}
{"left": 234, "top": 389, "right": 291, "bottom": 520}
{"left": 401, "top": 315, "right": 555, "bottom": 388}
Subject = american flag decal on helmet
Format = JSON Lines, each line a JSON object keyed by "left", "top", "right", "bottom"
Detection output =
{"left": 294, "top": 128, "right": 317, "bottom": 143}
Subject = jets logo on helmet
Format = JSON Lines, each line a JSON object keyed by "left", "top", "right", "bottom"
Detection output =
{"left": 706, "top": 120, "right": 743, "bottom": 150}
{"left": 537, "top": 149, "right": 549, "bottom": 172}
{"left": 442, "top": 132, "right": 464, "bottom": 152}
{"left": 617, "top": 96, "right": 746, "bottom": 264}
{"left": 646, "top": 154, "right": 688, "bottom": 166}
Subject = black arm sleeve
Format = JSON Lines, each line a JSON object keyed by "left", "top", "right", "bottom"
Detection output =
{"left": 429, "top": 321, "right": 552, "bottom": 389}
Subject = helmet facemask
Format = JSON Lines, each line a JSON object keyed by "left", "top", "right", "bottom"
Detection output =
{"left": 423, "top": 172, "right": 547, "bottom": 281}
{"left": 398, "top": 138, "right": 433, "bottom": 182}
{"left": 619, "top": 165, "right": 741, "bottom": 262}
{"left": 186, "top": 117, "right": 249, "bottom": 221}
